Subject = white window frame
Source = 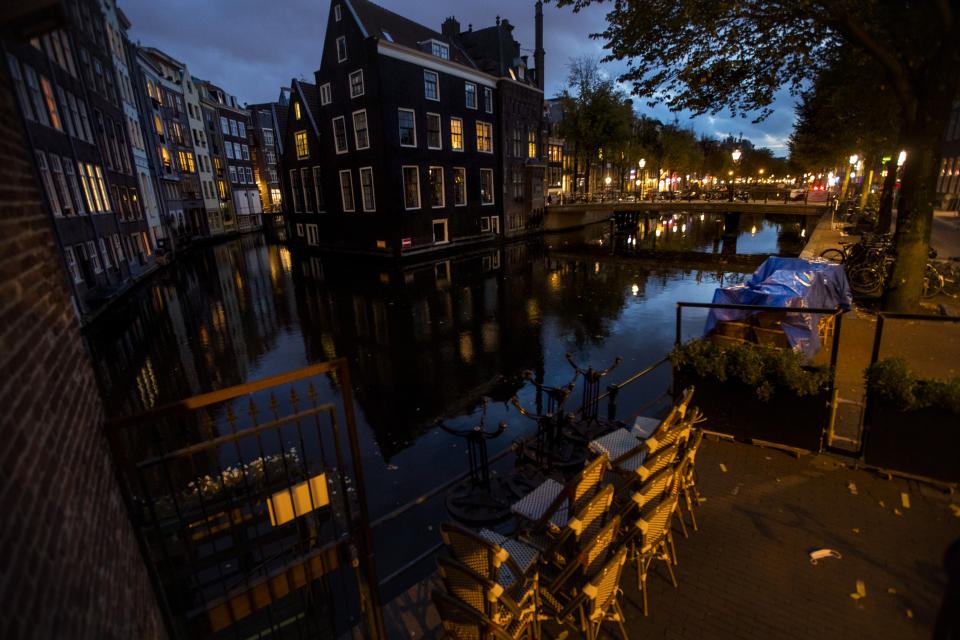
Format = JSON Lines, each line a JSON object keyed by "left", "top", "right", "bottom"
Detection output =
{"left": 290, "top": 169, "right": 302, "bottom": 213}
{"left": 295, "top": 130, "right": 309, "bottom": 159}
{"left": 339, "top": 169, "right": 355, "bottom": 212}
{"left": 112, "top": 234, "right": 125, "bottom": 261}
{"left": 336, "top": 36, "right": 347, "bottom": 62}
{"left": 480, "top": 168, "right": 494, "bottom": 205}
{"left": 424, "top": 70, "right": 439, "bottom": 101}
{"left": 402, "top": 165, "right": 420, "bottom": 210}
{"left": 477, "top": 121, "right": 492, "bottom": 153}
{"left": 480, "top": 216, "right": 490, "bottom": 232}
{"left": 64, "top": 245, "right": 83, "bottom": 282}
{"left": 464, "top": 82, "right": 477, "bottom": 109}
{"left": 484, "top": 87, "right": 493, "bottom": 113}
{"left": 359, "top": 166, "right": 375, "bottom": 212}
{"left": 320, "top": 83, "right": 331, "bottom": 105}
{"left": 301, "top": 166, "right": 312, "bottom": 213}
{"left": 332, "top": 116, "right": 348, "bottom": 154}
{"left": 352, "top": 109, "right": 369, "bottom": 150}
{"left": 450, "top": 117, "right": 463, "bottom": 151}
{"left": 85, "top": 240, "right": 102, "bottom": 273}
{"left": 312, "top": 166, "right": 324, "bottom": 211}
{"left": 453, "top": 167, "right": 466, "bottom": 207}
{"left": 296, "top": 222, "right": 304, "bottom": 236}
{"left": 349, "top": 69, "right": 364, "bottom": 98}
{"left": 432, "top": 218, "right": 448, "bottom": 245}
{"left": 425, "top": 112, "right": 442, "bottom": 150}
{"left": 334, "top": 4, "right": 341, "bottom": 21}
{"left": 429, "top": 166, "right": 444, "bottom": 208}
{"left": 398, "top": 108, "right": 416, "bottom": 147}
{"left": 431, "top": 41, "right": 449, "bottom": 60}
{"left": 306, "top": 223, "right": 319, "bottom": 246}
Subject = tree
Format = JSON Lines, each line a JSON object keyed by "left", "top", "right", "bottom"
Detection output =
{"left": 556, "top": 57, "right": 634, "bottom": 196}
{"left": 554, "top": 0, "right": 960, "bottom": 311}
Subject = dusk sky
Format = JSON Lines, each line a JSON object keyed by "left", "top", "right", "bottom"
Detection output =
{"left": 124, "top": 0, "right": 799, "bottom": 154}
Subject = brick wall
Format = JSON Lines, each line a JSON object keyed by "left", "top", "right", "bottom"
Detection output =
{"left": 0, "top": 59, "right": 167, "bottom": 638}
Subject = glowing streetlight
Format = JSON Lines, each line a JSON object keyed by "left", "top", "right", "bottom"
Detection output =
{"left": 638, "top": 159, "right": 647, "bottom": 199}
{"left": 731, "top": 149, "right": 742, "bottom": 163}
{"left": 897, "top": 150, "right": 907, "bottom": 167}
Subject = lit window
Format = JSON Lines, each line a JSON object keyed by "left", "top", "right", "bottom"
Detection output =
{"left": 528, "top": 129, "right": 536, "bottom": 158}
{"left": 402, "top": 166, "right": 420, "bottom": 209}
{"left": 359, "top": 166, "right": 375, "bottom": 211}
{"left": 450, "top": 117, "right": 463, "bottom": 151}
{"left": 336, "top": 36, "right": 347, "bottom": 62}
{"left": 39, "top": 76, "right": 61, "bottom": 130}
{"left": 432, "top": 219, "right": 448, "bottom": 244}
{"left": 476, "top": 121, "right": 492, "bottom": 153}
{"left": 352, "top": 110, "right": 369, "bottom": 150}
{"left": 426, "top": 113, "right": 441, "bottom": 149}
{"left": 295, "top": 130, "right": 309, "bottom": 158}
{"left": 332, "top": 116, "right": 348, "bottom": 153}
{"left": 429, "top": 166, "right": 444, "bottom": 208}
{"left": 270, "top": 187, "right": 282, "bottom": 203}
{"left": 453, "top": 167, "right": 466, "bottom": 206}
{"left": 349, "top": 70, "right": 364, "bottom": 98}
{"left": 398, "top": 108, "right": 416, "bottom": 147}
{"left": 424, "top": 70, "right": 439, "bottom": 101}
{"left": 480, "top": 168, "right": 494, "bottom": 205}
{"left": 339, "top": 169, "right": 355, "bottom": 212}
{"left": 464, "top": 82, "right": 477, "bottom": 109}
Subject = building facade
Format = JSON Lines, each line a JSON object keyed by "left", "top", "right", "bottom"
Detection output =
{"left": 248, "top": 101, "right": 284, "bottom": 236}
{"left": 938, "top": 100, "right": 960, "bottom": 211}
{"left": 280, "top": 0, "right": 545, "bottom": 257}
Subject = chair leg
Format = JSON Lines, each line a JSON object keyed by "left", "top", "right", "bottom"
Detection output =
{"left": 668, "top": 531, "right": 679, "bottom": 566}
{"left": 686, "top": 490, "right": 699, "bottom": 532}
{"left": 663, "top": 546, "right": 679, "bottom": 588}
{"left": 676, "top": 506, "right": 689, "bottom": 539}
{"left": 614, "top": 601, "right": 630, "bottom": 640}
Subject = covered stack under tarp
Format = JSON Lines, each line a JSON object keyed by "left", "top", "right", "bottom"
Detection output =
{"left": 704, "top": 257, "right": 853, "bottom": 359}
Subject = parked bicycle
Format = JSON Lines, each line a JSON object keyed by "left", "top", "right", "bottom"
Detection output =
{"left": 821, "top": 234, "right": 942, "bottom": 298}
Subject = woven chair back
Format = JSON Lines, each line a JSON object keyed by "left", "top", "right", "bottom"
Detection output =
{"left": 441, "top": 522, "right": 508, "bottom": 582}
{"left": 639, "top": 494, "right": 679, "bottom": 550}
{"left": 579, "top": 514, "right": 621, "bottom": 578}
{"left": 584, "top": 545, "right": 629, "bottom": 623}
{"left": 432, "top": 589, "right": 509, "bottom": 640}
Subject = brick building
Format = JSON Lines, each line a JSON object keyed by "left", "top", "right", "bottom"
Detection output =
{"left": 280, "top": 0, "right": 545, "bottom": 257}
{"left": 248, "top": 101, "right": 284, "bottom": 236}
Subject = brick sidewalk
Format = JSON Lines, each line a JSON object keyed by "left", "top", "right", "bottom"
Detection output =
{"left": 381, "top": 438, "right": 959, "bottom": 639}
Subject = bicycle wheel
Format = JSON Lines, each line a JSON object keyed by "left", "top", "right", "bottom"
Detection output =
{"left": 921, "top": 264, "right": 944, "bottom": 298}
{"left": 819, "top": 248, "right": 845, "bottom": 263}
{"left": 848, "top": 266, "right": 884, "bottom": 295}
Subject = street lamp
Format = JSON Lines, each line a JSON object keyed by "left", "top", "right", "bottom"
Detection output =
{"left": 839, "top": 153, "right": 858, "bottom": 202}
{"left": 604, "top": 175, "right": 612, "bottom": 201}
{"left": 729, "top": 149, "right": 742, "bottom": 201}
{"left": 639, "top": 159, "right": 646, "bottom": 200}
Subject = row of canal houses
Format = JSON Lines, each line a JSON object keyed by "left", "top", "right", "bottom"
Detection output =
{"left": 2, "top": 0, "right": 282, "bottom": 321}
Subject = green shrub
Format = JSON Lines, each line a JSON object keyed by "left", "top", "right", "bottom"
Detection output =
{"left": 865, "top": 357, "right": 960, "bottom": 413}
{"left": 670, "top": 340, "right": 831, "bottom": 401}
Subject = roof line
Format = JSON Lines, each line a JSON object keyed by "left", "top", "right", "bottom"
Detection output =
{"left": 343, "top": 0, "right": 369, "bottom": 38}
{"left": 292, "top": 78, "right": 321, "bottom": 139}
{"left": 271, "top": 104, "right": 284, "bottom": 154}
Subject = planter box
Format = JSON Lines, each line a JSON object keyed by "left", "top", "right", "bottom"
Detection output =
{"left": 864, "top": 395, "right": 960, "bottom": 482}
{"left": 676, "top": 371, "right": 829, "bottom": 451}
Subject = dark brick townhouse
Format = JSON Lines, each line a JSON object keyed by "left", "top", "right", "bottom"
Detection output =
{"left": 280, "top": 0, "right": 545, "bottom": 257}
{"left": 247, "top": 101, "right": 285, "bottom": 235}
{"left": 3, "top": 0, "right": 155, "bottom": 318}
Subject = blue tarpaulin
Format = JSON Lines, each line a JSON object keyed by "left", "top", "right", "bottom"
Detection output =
{"left": 704, "top": 257, "right": 853, "bottom": 359}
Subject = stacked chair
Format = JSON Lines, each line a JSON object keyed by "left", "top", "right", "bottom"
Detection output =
{"left": 432, "top": 387, "right": 707, "bottom": 639}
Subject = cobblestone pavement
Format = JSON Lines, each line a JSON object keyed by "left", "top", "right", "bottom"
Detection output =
{"left": 382, "top": 437, "right": 959, "bottom": 639}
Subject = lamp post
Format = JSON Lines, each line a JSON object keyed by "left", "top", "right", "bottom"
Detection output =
{"left": 729, "top": 149, "right": 742, "bottom": 202}
{"left": 604, "top": 175, "right": 611, "bottom": 202}
{"left": 839, "top": 153, "right": 858, "bottom": 203}
{"left": 639, "top": 158, "right": 646, "bottom": 200}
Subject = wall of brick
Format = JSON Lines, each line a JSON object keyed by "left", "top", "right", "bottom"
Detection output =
{"left": 0, "top": 57, "right": 167, "bottom": 638}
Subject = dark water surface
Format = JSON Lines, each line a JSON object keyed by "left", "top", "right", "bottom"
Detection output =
{"left": 84, "top": 212, "right": 807, "bottom": 587}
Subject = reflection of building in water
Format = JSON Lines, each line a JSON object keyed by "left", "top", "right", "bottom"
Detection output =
{"left": 291, "top": 245, "right": 546, "bottom": 459}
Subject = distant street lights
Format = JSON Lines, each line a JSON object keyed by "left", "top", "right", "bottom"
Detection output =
{"left": 729, "top": 149, "right": 742, "bottom": 202}
{"left": 604, "top": 175, "right": 612, "bottom": 201}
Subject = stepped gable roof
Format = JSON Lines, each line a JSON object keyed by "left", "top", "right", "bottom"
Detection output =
{"left": 347, "top": 0, "right": 476, "bottom": 69}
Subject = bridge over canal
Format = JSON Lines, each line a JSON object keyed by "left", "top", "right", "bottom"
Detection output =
{"left": 544, "top": 200, "right": 829, "bottom": 232}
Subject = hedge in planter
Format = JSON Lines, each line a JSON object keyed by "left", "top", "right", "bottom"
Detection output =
{"left": 864, "top": 357, "right": 960, "bottom": 482}
{"left": 670, "top": 340, "right": 832, "bottom": 450}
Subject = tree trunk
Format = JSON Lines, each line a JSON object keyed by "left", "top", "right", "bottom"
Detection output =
{"left": 882, "top": 91, "right": 953, "bottom": 312}
{"left": 877, "top": 155, "right": 898, "bottom": 233}
{"left": 859, "top": 162, "right": 874, "bottom": 212}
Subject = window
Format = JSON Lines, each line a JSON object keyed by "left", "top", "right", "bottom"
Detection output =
{"left": 112, "top": 234, "right": 125, "bottom": 261}
{"left": 23, "top": 65, "right": 48, "bottom": 126}
{"left": 7, "top": 55, "right": 33, "bottom": 120}
{"left": 296, "top": 223, "right": 303, "bottom": 236}
{"left": 312, "top": 166, "right": 324, "bottom": 210}
{"left": 528, "top": 129, "right": 537, "bottom": 158}
{"left": 238, "top": 122, "right": 246, "bottom": 138}
{"left": 290, "top": 169, "right": 302, "bottom": 212}
{"left": 234, "top": 142, "right": 243, "bottom": 159}
{"left": 484, "top": 87, "right": 493, "bottom": 113}
{"left": 429, "top": 166, "right": 444, "bottom": 208}
{"left": 480, "top": 168, "right": 494, "bottom": 205}
{"left": 432, "top": 219, "right": 448, "bottom": 244}
{"left": 246, "top": 167, "right": 254, "bottom": 184}
{"left": 476, "top": 121, "right": 492, "bottom": 153}
{"left": 359, "top": 167, "right": 375, "bottom": 211}
{"left": 320, "top": 83, "right": 331, "bottom": 105}
{"left": 402, "top": 166, "right": 420, "bottom": 209}
{"left": 40, "top": 75, "right": 61, "bottom": 130}
{"left": 306, "top": 223, "right": 319, "bottom": 246}
{"left": 465, "top": 82, "right": 477, "bottom": 109}
{"left": 35, "top": 152, "right": 61, "bottom": 215}
{"left": 64, "top": 246, "right": 83, "bottom": 283}
{"left": 220, "top": 115, "right": 229, "bottom": 134}
{"left": 512, "top": 129, "right": 522, "bottom": 157}
{"left": 450, "top": 117, "right": 463, "bottom": 151}
{"left": 229, "top": 119, "right": 239, "bottom": 137}
{"left": 94, "top": 165, "right": 109, "bottom": 212}
{"left": 229, "top": 166, "right": 238, "bottom": 183}
{"left": 301, "top": 166, "right": 313, "bottom": 212}
{"left": 225, "top": 142, "right": 235, "bottom": 159}
{"left": 86, "top": 240, "right": 102, "bottom": 273}
{"left": 481, "top": 216, "right": 490, "bottom": 232}
{"left": 349, "top": 70, "right": 364, "bottom": 98}
{"left": 398, "top": 108, "right": 416, "bottom": 146}
{"left": 295, "top": 130, "right": 309, "bottom": 158}
{"left": 180, "top": 151, "right": 196, "bottom": 172}
{"left": 332, "top": 117, "right": 348, "bottom": 153}
{"left": 49, "top": 155, "right": 73, "bottom": 215}
{"left": 431, "top": 41, "right": 449, "bottom": 60}
{"left": 513, "top": 169, "right": 523, "bottom": 198}
{"left": 336, "top": 36, "right": 347, "bottom": 62}
{"left": 99, "top": 238, "right": 112, "bottom": 269}
{"left": 241, "top": 144, "right": 250, "bottom": 160}
{"left": 339, "top": 169, "right": 355, "bottom": 212}
{"left": 352, "top": 110, "right": 369, "bottom": 149}
{"left": 453, "top": 168, "right": 466, "bottom": 206}
{"left": 424, "top": 70, "right": 439, "bottom": 100}
{"left": 334, "top": 4, "right": 342, "bottom": 21}
{"left": 78, "top": 161, "right": 98, "bottom": 211}
{"left": 270, "top": 187, "right": 282, "bottom": 204}
{"left": 63, "top": 159, "right": 85, "bottom": 214}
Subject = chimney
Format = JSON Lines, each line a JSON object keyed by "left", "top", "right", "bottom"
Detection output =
{"left": 534, "top": 1, "right": 544, "bottom": 91}
{"left": 441, "top": 16, "right": 460, "bottom": 37}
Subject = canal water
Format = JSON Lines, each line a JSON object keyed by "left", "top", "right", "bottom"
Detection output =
{"left": 84, "top": 210, "right": 809, "bottom": 596}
